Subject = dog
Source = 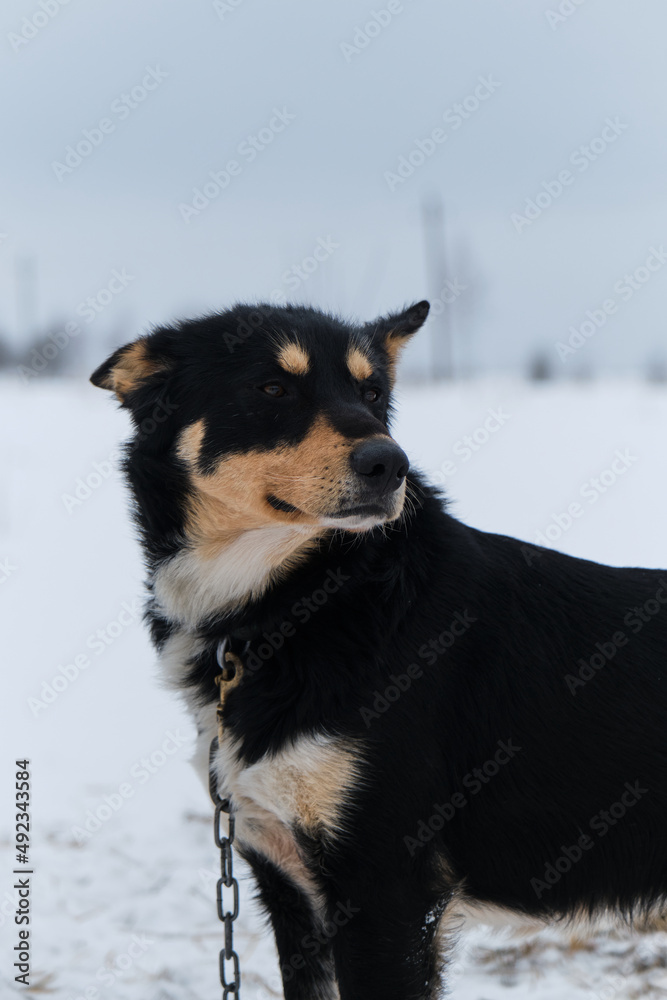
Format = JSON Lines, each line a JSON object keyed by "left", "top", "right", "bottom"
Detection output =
{"left": 91, "top": 300, "right": 667, "bottom": 999}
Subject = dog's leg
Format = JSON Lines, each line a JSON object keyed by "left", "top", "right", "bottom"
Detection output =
{"left": 327, "top": 878, "right": 449, "bottom": 1000}
{"left": 248, "top": 853, "right": 339, "bottom": 1000}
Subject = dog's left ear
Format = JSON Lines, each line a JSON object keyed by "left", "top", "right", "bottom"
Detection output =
{"left": 369, "top": 300, "right": 430, "bottom": 362}
{"left": 90, "top": 337, "right": 173, "bottom": 404}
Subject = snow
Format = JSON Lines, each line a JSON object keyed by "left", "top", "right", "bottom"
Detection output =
{"left": 2, "top": 375, "right": 667, "bottom": 998}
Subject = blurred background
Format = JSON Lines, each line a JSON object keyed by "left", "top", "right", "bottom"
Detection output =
{"left": 2, "top": 0, "right": 667, "bottom": 380}
{"left": 3, "top": 2, "right": 667, "bottom": 998}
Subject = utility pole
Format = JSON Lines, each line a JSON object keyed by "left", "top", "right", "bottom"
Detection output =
{"left": 15, "top": 255, "right": 38, "bottom": 350}
{"left": 421, "top": 195, "right": 451, "bottom": 380}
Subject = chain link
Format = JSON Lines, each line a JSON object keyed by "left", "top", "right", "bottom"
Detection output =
{"left": 209, "top": 734, "right": 241, "bottom": 999}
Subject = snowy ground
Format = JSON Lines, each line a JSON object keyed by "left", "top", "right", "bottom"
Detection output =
{"left": 3, "top": 375, "right": 667, "bottom": 999}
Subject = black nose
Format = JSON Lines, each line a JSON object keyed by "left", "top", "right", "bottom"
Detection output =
{"left": 350, "top": 438, "right": 409, "bottom": 494}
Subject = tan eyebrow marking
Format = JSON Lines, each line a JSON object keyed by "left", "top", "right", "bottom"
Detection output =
{"left": 346, "top": 345, "right": 373, "bottom": 381}
{"left": 277, "top": 341, "right": 310, "bottom": 376}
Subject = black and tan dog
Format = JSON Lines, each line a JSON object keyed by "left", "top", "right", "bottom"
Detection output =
{"left": 91, "top": 301, "right": 667, "bottom": 999}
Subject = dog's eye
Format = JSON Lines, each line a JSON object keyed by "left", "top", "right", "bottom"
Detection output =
{"left": 261, "top": 383, "right": 286, "bottom": 397}
{"left": 364, "top": 388, "right": 381, "bottom": 403}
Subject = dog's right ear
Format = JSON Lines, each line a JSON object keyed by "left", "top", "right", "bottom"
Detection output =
{"left": 90, "top": 337, "right": 173, "bottom": 403}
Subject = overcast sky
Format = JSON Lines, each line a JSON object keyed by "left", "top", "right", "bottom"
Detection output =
{"left": 2, "top": 0, "right": 667, "bottom": 374}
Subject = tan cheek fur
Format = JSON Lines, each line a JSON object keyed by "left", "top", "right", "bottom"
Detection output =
{"left": 177, "top": 415, "right": 357, "bottom": 543}
{"left": 160, "top": 414, "right": 405, "bottom": 621}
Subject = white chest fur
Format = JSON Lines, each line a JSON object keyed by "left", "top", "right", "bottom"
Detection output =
{"left": 160, "top": 632, "right": 362, "bottom": 899}
{"left": 216, "top": 732, "right": 359, "bottom": 835}
{"left": 213, "top": 728, "right": 361, "bottom": 901}
{"left": 153, "top": 524, "right": 316, "bottom": 626}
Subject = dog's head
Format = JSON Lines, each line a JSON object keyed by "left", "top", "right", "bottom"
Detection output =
{"left": 91, "top": 301, "right": 429, "bottom": 540}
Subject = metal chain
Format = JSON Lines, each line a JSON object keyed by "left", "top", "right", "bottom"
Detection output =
{"left": 209, "top": 736, "right": 241, "bottom": 998}
{"left": 208, "top": 637, "right": 242, "bottom": 999}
